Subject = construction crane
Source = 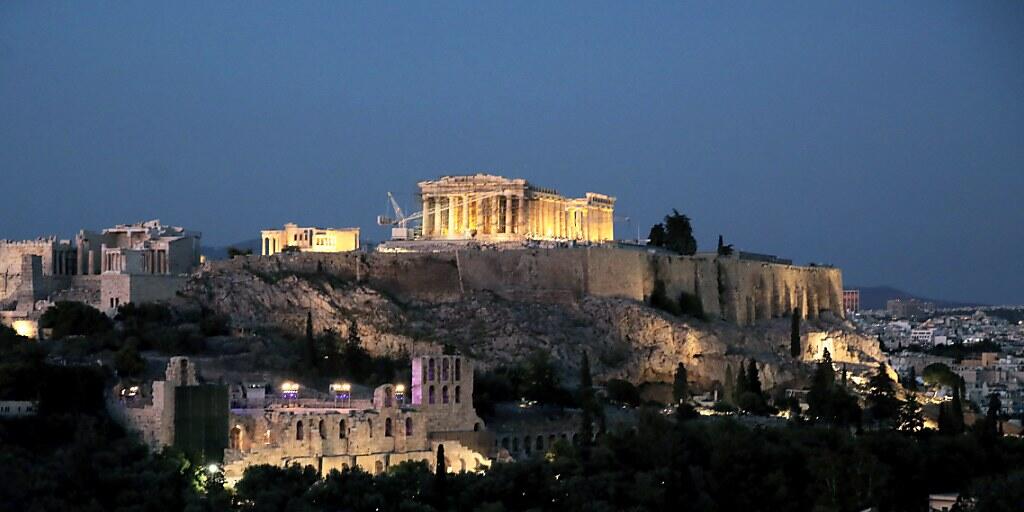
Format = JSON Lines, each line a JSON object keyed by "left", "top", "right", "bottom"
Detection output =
{"left": 377, "top": 192, "right": 421, "bottom": 240}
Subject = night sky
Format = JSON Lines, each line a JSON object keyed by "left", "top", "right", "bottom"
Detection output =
{"left": 2, "top": 2, "right": 1022, "bottom": 304}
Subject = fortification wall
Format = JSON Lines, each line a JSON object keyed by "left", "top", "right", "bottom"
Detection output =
{"left": 210, "top": 247, "right": 843, "bottom": 326}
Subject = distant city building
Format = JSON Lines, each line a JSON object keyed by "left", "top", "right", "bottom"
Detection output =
{"left": 887, "top": 298, "right": 934, "bottom": 319}
{"left": 843, "top": 289, "right": 860, "bottom": 312}
{"left": 0, "top": 400, "right": 38, "bottom": 418}
{"left": 260, "top": 223, "right": 360, "bottom": 256}
{"left": 417, "top": 174, "right": 615, "bottom": 243}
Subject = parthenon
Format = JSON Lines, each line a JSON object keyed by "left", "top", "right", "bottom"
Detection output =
{"left": 418, "top": 174, "right": 615, "bottom": 243}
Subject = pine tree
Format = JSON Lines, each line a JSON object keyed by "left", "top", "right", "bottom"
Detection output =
{"left": 672, "top": 362, "right": 688, "bottom": 404}
{"left": 734, "top": 360, "right": 749, "bottom": 404}
{"left": 867, "top": 364, "right": 899, "bottom": 425}
{"left": 790, "top": 308, "right": 801, "bottom": 358}
{"left": 897, "top": 393, "right": 924, "bottom": 432}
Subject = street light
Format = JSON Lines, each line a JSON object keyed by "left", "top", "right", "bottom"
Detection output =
{"left": 330, "top": 382, "right": 351, "bottom": 406}
{"left": 281, "top": 381, "right": 299, "bottom": 401}
{"left": 394, "top": 384, "right": 406, "bottom": 406}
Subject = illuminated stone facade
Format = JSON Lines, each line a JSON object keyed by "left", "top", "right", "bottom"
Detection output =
{"left": 261, "top": 223, "right": 360, "bottom": 256}
{"left": 418, "top": 174, "right": 615, "bottom": 243}
{"left": 222, "top": 355, "right": 491, "bottom": 481}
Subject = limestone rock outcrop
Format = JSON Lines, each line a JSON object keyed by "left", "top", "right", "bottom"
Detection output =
{"left": 180, "top": 259, "right": 884, "bottom": 392}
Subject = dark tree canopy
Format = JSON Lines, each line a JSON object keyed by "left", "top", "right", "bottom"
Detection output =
{"left": 647, "top": 209, "right": 697, "bottom": 255}
{"left": 39, "top": 301, "right": 112, "bottom": 339}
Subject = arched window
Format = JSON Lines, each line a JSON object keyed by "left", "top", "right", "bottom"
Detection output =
{"left": 455, "top": 359, "right": 461, "bottom": 380}
{"left": 429, "top": 386, "right": 436, "bottom": 404}
{"left": 512, "top": 437, "right": 518, "bottom": 452}
{"left": 384, "top": 387, "right": 392, "bottom": 408}
{"left": 296, "top": 421, "right": 304, "bottom": 441}
{"left": 442, "top": 386, "right": 449, "bottom": 404}
{"left": 319, "top": 419, "right": 326, "bottom": 439}
{"left": 368, "top": 419, "right": 373, "bottom": 437}
{"left": 385, "top": 418, "right": 393, "bottom": 437}
{"left": 524, "top": 437, "right": 532, "bottom": 454}
{"left": 442, "top": 359, "right": 449, "bottom": 380}
{"left": 474, "top": 422, "right": 481, "bottom": 432}
{"left": 339, "top": 419, "right": 346, "bottom": 439}
{"left": 405, "top": 417, "right": 413, "bottom": 436}
{"left": 501, "top": 437, "right": 510, "bottom": 450}
{"left": 536, "top": 435, "right": 544, "bottom": 451}
{"left": 428, "top": 359, "right": 435, "bottom": 381}
{"left": 230, "top": 426, "right": 242, "bottom": 450}
{"left": 455, "top": 386, "right": 461, "bottom": 404}
{"left": 548, "top": 434, "right": 556, "bottom": 446}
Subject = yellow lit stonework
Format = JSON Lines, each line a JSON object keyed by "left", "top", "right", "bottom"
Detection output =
{"left": 11, "top": 320, "right": 37, "bottom": 339}
{"left": 261, "top": 223, "right": 360, "bottom": 256}
{"left": 418, "top": 174, "right": 615, "bottom": 243}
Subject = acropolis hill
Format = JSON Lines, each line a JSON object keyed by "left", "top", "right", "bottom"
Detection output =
{"left": 181, "top": 246, "right": 882, "bottom": 394}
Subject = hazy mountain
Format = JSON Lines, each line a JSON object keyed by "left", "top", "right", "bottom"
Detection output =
{"left": 201, "top": 238, "right": 262, "bottom": 261}
{"left": 848, "top": 285, "right": 987, "bottom": 310}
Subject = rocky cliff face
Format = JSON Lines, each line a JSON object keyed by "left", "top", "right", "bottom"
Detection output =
{"left": 180, "top": 261, "right": 885, "bottom": 391}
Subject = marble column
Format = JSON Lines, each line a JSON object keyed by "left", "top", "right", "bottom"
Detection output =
{"left": 447, "top": 195, "right": 456, "bottom": 237}
{"left": 434, "top": 197, "right": 443, "bottom": 237}
{"left": 462, "top": 194, "right": 469, "bottom": 235}
{"left": 422, "top": 197, "right": 432, "bottom": 236}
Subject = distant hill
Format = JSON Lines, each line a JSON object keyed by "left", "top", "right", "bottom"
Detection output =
{"left": 202, "top": 238, "right": 261, "bottom": 261}
{"left": 847, "top": 285, "right": 987, "bottom": 310}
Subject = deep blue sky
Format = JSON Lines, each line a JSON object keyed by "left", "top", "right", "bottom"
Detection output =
{"left": 2, "top": 2, "right": 1022, "bottom": 304}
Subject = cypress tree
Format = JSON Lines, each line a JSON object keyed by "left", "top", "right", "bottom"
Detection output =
{"left": 304, "top": 310, "right": 317, "bottom": 369}
{"left": 790, "top": 308, "right": 801, "bottom": 358}
{"left": 746, "top": 360, "right": 762, "bottom": 396}
{"left": 724, "top": 365, "right": 735, "bottom": 405}
{"left": 672, "top": 362, "right": 688, "bottom": 404}
{"left": 734, "top": 361, "right": 749, "bottom": 403}
{"left": 950, "top": 381, "right": 965, "bottom": 434}
{"left": 897, "top": 393, "right": 924, "bottom": 432}
{"left": 434, "top": 443, "right": 447, "bottom": 501}
{"left": 579, "top": 351, "right": 594, "bottom": 448}
{"left": 985, "top": 394, "right": 1002, "bottom": 440}
{"left": 907, "top": 366, "right": 919, "bottom": 391}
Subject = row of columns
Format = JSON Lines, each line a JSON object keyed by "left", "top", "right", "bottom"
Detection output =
{"left": 53, "top": 249, "right": 75, "bottom": 275}
{"left": 422, "top": 194, "right": 525, "bottom": 238}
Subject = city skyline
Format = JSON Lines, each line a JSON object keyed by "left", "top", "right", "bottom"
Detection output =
{"left": 2, "top": 2, "right": 1022, "bottom": 304}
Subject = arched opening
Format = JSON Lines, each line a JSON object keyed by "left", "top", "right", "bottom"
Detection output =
{"left": 229, "top": 426, "right": 243, "bottom": 450}
{"left": 295, "top": 421, "right": 304, "bottom": 441}
{"left": 455, "top": 386, "right": 461, "bottom": 404}
{"left": 319, "top": 419, "right": 326, "bottom": 439}
{"left": 442, "top": 386, "right": 449, "bottom": 404}
{"left": 536, "top": 435, "right": 544, "bottom": 451}
{"left": 385, "top": 418, "right": 393, "bottom": 437}
{"left": 384, "top": 387, "right": 393, "bottom": 408}
{"left": 455, "top": 359, "right": 461, "bottom": 380}
{"left": 339, "top": 419, "right": 346, "bottom": 439}
{"left": 473, "top": 422, "right": 481, "bottom": 432}
{"left": 442, "top": 359, "right": 449, "bottom": 380}
{"left": 512, "top": 438, "right": 519, "bottom": 452}
{"left": 524, "top": 437, "right": 532, "bottom": 455}
{"left": 428, "top": 358, "right": 435, "bottom": 381}
{"left": 429, "top": 386, "right": 436, "bottom": 404}
{"left": 405, "top": 417, "right": 413, "bottom": 436}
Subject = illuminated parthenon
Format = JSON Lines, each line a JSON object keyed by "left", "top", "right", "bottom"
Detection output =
{"left": 418, "top": 174, "right": 615, "bottom": 243}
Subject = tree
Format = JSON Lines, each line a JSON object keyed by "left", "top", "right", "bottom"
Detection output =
{"left": 790, "top": 308, "right": 801, "bottom": 358}
{"left": 716, "top": 235, "right": 734, "bottom": 256}
{"left": 579, "top": 351, "right": 595, "bottom": 449}
{"left": 724, "top": 365, "right": 735, "bottom": 406}
{"left": 807, "top": 348, "right": 860, "bottom": 426}
{"left": 867, "top": 364, "right": 900, "bottom": 426}
{"left": 672, "top": 362, "right": 688, "bottom": 404}
{"left": 907, "top": 366, "right": 919, "bottom": 392}
{"left": 226, "top": 247, "right": 252, "bottom": 258}
{"left": 662, "top": 210, "right": 697, "bottom": 255}
{"left": 435, "top": 443, "right": 446, "bottom": 482}
{"left": 647, "top": 223, "right": 666, "bottom": 247}
{"left": 982, "top": 393, "right": 1002, "bottom": 440}
{"left": 746, "top": 360, "right": 763, "bottom": 397}
{"left": 950, "top": 380, "right": 965, "bottom": 434}
{"left": 114, "top": 341, "right": 145, "bottom": 378}
{"left": 897, "top": 393, "right": 924, "bottom": 432}
{"left": 39, "top": 301, "right": 112, "bottom": 340}
{"left": 733, "top": 360, "right": 749, "bottom": 404}
{"left": 605, "top": 379, "right": 640, "bottom": 407}
{"left": 304, "top": 310, "right": 317, "bottom": 369}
